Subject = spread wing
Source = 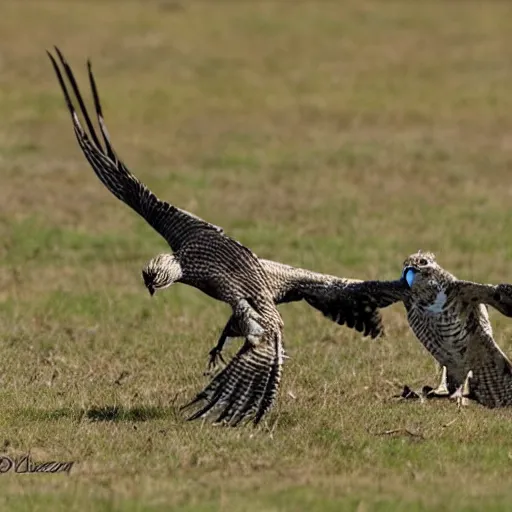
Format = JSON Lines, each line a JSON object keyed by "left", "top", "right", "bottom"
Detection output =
{"left": 448, "top": 281, "right": 512, "bottom": 318}
{"left": 259, "top": 260, "right": 408, "bottom": 338}
{"left": 47, "top": 47, "right": 223, "bottom": 253}
{"left": 343, "top": 279, "right": 411, "bottom": 308}
{"left": 303, "top": 279, "right": 410, "bottom": 338}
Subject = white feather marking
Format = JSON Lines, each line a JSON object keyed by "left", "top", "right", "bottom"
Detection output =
{"left": 427, "top": 290, "right": 447, "bottom": 314}
{"left": 247, "top": 318, "right": 264, "bottom": 337}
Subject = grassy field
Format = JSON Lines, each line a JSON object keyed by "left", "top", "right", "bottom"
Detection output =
{"left": 3, "top": 0, "right": 512, "bottom": 510}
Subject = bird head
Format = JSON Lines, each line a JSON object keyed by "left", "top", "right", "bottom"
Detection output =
{"left": 141, "top": 253, "right": 182, "bottom": 296}
{"left": 401, "top": 250, "right": 445, "bottom": 293}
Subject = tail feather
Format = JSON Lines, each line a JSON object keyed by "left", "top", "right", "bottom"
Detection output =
{"left": 230, "top": 370, "right": 271, "bottom": 426}
{"left": 220, "top": 333, "right": 282, "bottom": 426}
{"left": 184, "top": 385, "right": 227, "bottom": 422}
{"left": 183, "top": 332, "right": 283, "bottom": 426}
{"left": 214, "top": 372, "right": 262, "bottom": 425}
{"left": 253, "top": 332, "right": 283, "bottom": 424}
{"left": 465, "top": 334, "right": 512, "bottom": 408}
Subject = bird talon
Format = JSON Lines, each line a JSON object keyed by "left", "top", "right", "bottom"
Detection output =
{"left": 204, "top": 348, "right": 226, "bottom": 376}
{"left": 450, "top": 370, "right": 473, "bottom": 408}
{"left": 397, "top": 385, "right": 421, "bottom": 400}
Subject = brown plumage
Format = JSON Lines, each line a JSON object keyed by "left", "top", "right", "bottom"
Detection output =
{"left": 48, "top": 47, "right": 394, "bottom": 425}
{"left": 360, "top": 251, "right": 512, "bottom": 407}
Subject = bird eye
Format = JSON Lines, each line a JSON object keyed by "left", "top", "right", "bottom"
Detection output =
{"left": 419, "top": 258, "right": 428, "bottom": 266}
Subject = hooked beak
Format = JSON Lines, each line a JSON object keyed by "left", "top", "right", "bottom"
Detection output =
{"left": 402, "top": 266, "right": 417, "bottom": 288}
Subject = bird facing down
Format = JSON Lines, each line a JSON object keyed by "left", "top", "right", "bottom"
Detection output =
{"left": 142, "top": 254, "right": 183, "bottom": 297}
{"left": 360, "top": 250, "right": 512, "bottom": 407}
{"left": 48, "top": 47, "right": 394, "bottom": 426}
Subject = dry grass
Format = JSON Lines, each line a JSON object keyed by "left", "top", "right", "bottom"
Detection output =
{"left": 2, "top": 0, "right": 512, "bottom": 510}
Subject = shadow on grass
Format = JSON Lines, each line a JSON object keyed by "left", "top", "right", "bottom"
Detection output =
{"left": 16, "top": 405, "right": 175, "bottom": 423}
{"left": 86, "top": 405, "right": 171, "bottom": 422}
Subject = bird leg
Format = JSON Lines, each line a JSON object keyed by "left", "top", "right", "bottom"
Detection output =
{"left": 426, "top": 366, "right": 451, "bottom": 398}
{"left": 204, "top": 301, "right": 265, "bottom": 376}
{"left": 205, "top": 318, "right": 237, "bottom": 376}
{"left": 234, "top": 299, "right": 265, "bottom": 345}
{"left": 205, "top": 332, "right": 229, "bottom": 376}
{"left": 450, "top": 370, "right": 473, "bottom": 407}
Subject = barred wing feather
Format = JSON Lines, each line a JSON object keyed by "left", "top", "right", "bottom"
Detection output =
{"left": 448, "top": 281, "right": 512, "bottom": 318}
{"left": 47, "top": 47, "right": 223, "bottom": 253}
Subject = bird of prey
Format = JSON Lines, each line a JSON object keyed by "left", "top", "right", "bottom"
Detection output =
{"left": 362, "top": 250, "right": 512, "bottom": 407}
{"left": 47, "top": 47, "right": 394, "bottom": 426}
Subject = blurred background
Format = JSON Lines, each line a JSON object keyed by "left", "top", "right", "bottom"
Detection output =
{"left": 2, "top": 1, "right": 512, "bottom": 510}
